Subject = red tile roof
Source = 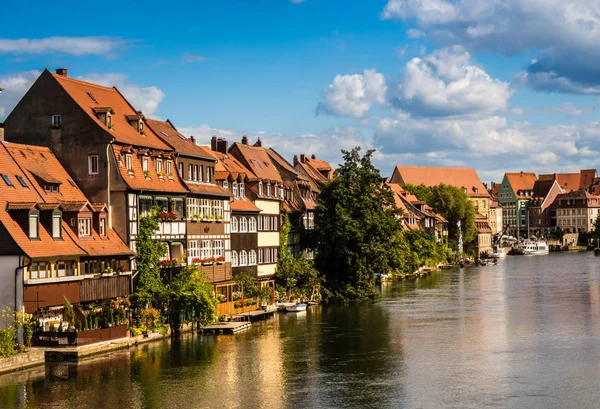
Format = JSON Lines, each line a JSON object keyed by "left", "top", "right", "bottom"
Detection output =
{"left": 393, "top": 166, "right": 489, "bottom": 198}
{"left": 111, "top": 145, "right": 188, "bottom": 193}
{"left": 204, "top": 149, "right": 258, "bottom": 181}
{"left": 505, "top": 172, "right": 538, "bottom": 197}
{"left": 230, "top": 199, "right": 261, "bottom": 212}
{"left": 267, "top": 148, "right": 309, "bottom": 181}
{"left": 187, "top": 182, "right": 232, "bottom": 197}
{"left": 145, "top": 118, "right": 215, "bottom": 160}
{"left": 51, "top": 72, "right": 171, "bottom": 150}
{"left": 230, "top": 142, "right": 283, "bottom": 183}
{"left": 538, "top": 173, "right": 580, "bottom": 192}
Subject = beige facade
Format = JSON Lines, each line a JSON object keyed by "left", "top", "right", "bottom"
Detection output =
{"left": 556, "top": 207, "right": 600, "bottom": 233}
{"left": 488, "top": 205, "right": 503, "bottom": 235}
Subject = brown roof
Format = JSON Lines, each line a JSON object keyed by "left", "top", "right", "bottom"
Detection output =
{"left": 204, "top": 148, "right": 258, "bottom": 181}
{"left": 187, "top": 182, "right": 232, "bottom": 197}
{"left": 295, "top": 161, "right": 327, "bottom": 191}
{"left": 505, "top": 172, "right": 537, "bottom": 197}
{"left": 51, "top": 72, "right": 170, "bottom": 150}
{"left": 111, "top": 145, "right": 188, "bottom": 193}
{"left": 267, "top": 148, "right": 309, "bottom": 181}
{"left": 145, "top": 118, "right": 215, "bottom": 161}
{"left": 393, "top": 166, "right": 489, "bottom": 198}
{"left": 539, "top": 173, "right": 580, "bottom": 192}
{"left": 230, "top": 199, "right": 261, "bottom": 212}
{"left": 554, "top": 189, "right": 600, "bottom": 208}
{"left": 63, "top": 225, "right": 133, "bottom": 257}
{"left": 230, "top": 142, "right": 283, "bottom": 183}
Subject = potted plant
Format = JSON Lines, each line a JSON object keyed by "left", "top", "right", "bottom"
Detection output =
{"left": 216, "top": 256, "right": 226, "bottom": 265}
{"left": 117, "top": 266, "right": 125, "bottom": 274}
{"left": 102, "top": 267, "right": 114, "bottom": 276}
{"left": 144, "top": 170, "right": 150, "bottom": 178}
{"left": 201, "top": 257, "right": 215, "bottom": 266}
{"left": 107, "top": 122, "right": 114, "bottom": 129}
{"left": 232, "top": 291, "right": 243, "bottom": 301}
{"left": 217, "top": 294, "right": 226, "bottom": 303}
{"left": 192, "top": 258, "right": 202, "bottom": 265}
{"left": 201, "top": 214, "right": 209, "bottom": 222}
{"left": 139, "top": 129, "right": 145, "bottom": 135}
{"left": 167, "top": 173, "right": 174, "bottom": 179}
{"left": 51, "top": 123, "right": 61, "bottom": 130}
{"left": 157, "top": 172, "right": 164, "bottom": 178}
{"left": 192, "top": 214, "right": 201, "bottom": 222}
{"left": 168, "top": 211, "right": 177, "bottom": 221}
{"left": 215, "top": 215, "right": 224, "bottom": 223}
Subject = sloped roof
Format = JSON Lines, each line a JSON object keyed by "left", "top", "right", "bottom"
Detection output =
{"left": 145, "top": 118, "right": 215, "bottom": 160}
{"left": 539, "top": 173, "right": 580, "bottom": 192}
{"left": 531, "top": 180, "right": 556, "bottom": 199}
{"left": 230, "top": 199, "right": 261, "bottom": 212}
{"left": 505, "top": 172, "right": 537, "bottom": 196}
{"left": 230, "top": 142, "right": 283, "bottom": 183}
{"left": 187, "top": 182, "right": 232, "bottom": 197}
{"left": 267, "top": 148, "right": 308, "bottom": 181}
{"left": 295, "top": 161, "right": 326, "bottom": 191}
{"left": 393, "top": 166, "right": 489, "bottom": 198}
{"left": 50, "top": 72, "right": 170, "bottom": 150}
{"left": 111, "top": 145, "right": 188, "bottom": 193}
{"left": 204, "top": 148, "right": 258, "bottom": 181}
{"left": 63, "top": 225, "right": 133, "bottom": 257}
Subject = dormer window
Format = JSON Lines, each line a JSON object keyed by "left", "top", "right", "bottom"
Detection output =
{"left": 156, "top": 159, "right": 163, "bottom": 176}
{"left": 462, "top": 187, "right": 467, "bottom": 194}
{"left": 167, "top": 160, "right": 173, "bottom": 177}
{"left": 206, "top": 167, "right": 211, "bottom": 183}
{"left": 178, "top": 162, "right": 184, "bottom": 178}
{"left": 51, "top": 115, "right": 61, "bottom": 129}
{"left": 142, "top": 157, "right": 149, "bottom": 173}
{"left": 29, "top": 210, "right": 40, "bottom": 240}
{"left": 126, "top": 155, "right": 133, "bottom": 173}
{"left": 240, "top": 182, "right": 245, "bottom": 199}
{"left": 267, "top": 183, "right": 271, "bottom": 197}
{"left": 45, "top": 183, "right": 59, "bottom": 193}
{"left": 233, "top": 182, "right": 238, "bottom": 198}
{"left": 79, "top": 217, "right": 91, "bottom": 237}
{"left": 223, "top": 180, "right": 229, "bottom": 191}
{"left": 52, "top": 211, "right": 62, "bottom": 239}
{"left": 259, "top": 181, "right": 263, "bottom": 196}
{"left": 473, "top": 187, "right": 478, "bottom": 194}
{"left": 139, "top": 120, "right": 144, "bottom": 134}
{"left": 99, "top": 217, "right": 106, "bottom": 236}
{"left": 107, "top": 114, "right": 112, "bottom": 127}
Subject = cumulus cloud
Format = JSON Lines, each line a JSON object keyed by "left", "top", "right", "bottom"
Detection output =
{"left": 0, "top": 37, "right": 127, "bottom": 57}
{"left": 381, "top": 0, "right": 600, "bottom": 94}
{"left": 390, "top": 46, "right": 513, "bottom": 117}
{"left": 78, "top": 73, "right": 165, "bottom": 116}
{"left": 0, "top": 70, "right": 41, "bottom": 119}
{"left": 317, "top": 69, "right": 386, "bottom": 118}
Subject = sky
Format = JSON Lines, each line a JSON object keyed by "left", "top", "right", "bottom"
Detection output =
{"left": 2, "top": 0, "right": 600, "bottom": 183}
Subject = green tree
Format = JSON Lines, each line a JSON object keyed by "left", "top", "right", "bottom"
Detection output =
{"left": 167, "top": 266, "right": 217, "bottom": 331}
{"left": 133, "top": 207, "right": 167, "bottom": 306}
{"left": 315, "top": 147, "right": 403, "bottom": 301}
{"left": 63, "top": 297, "right": 75, "bottom": 329}
{"left": 428, "top": 184, "right": 477, "bottom": 246}
{"left": 234, "top": 271, "right": 259, "bottom": 299}
{"left": 592, "top": 212, "right": 600, "bottom": 247}
{"left": 402, "top": 184, "right": 434, "bottom": 203}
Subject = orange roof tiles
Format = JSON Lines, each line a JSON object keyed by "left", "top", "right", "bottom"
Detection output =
{"left": 230, "top": 143, "right": 283, "bottom": 183}
{"left": 230, "top": 199, "right": 261, "bottom": 212}
{"left": 187, "top": 182, "right": 232, "bottom": 197}
{"left": 145, "top": 118, "right": 215, "bottom": 160}
{"left": 50, "top": 72, "right": 170, "bottom": 151}
{"left": 505, "top": 172, "right": 537, "bottom": 196}
{"left": 266, "top": 148, "right": 309, "bottom": 181}
{"left": 204, "top": 148, "right": 258, "bottom": 181}
{"left": 393, "top": 166, "right": 489, "bottom": 198}
{"left": 539, "top": 173, "right": 580, "bottom": 192}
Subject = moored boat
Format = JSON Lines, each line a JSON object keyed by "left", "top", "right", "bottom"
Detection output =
{"left": 286, "top": 303, "right": 307, "bottom": 312}
{"left": 489, "top": 247, "right": 506, "bottom": 258}
{"left": 277, "top": 302, "right": 296, "bottom": 312}
{"left": 520, "top": 241, "right": 549, "bottom": 255}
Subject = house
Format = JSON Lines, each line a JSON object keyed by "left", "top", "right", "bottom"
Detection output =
{"left": 497, "top": 172, "right": 538, "bottom": 238}
{"left": 475, "top": 214, "right": 492, "bottom": 255}
{"left": 228, "top": 137, "right": 284, "bottom": 285}
{"left": 552, "top": 190, "right": 600, "bottom": 234}
{"left": 0, "top": 140, "right": 133, "bottom": 331}
{"left": 145, "top": 119, "right": 233, "bottom": 284}
{"left": 539, "top": 169, "right": 598, "bottom": 192}
{"left": 4, "top": 69, "right": 190, "bottom": 265}
{"left": 526, "top": 180, "right": 563, "bottom": 237}
{"left": 266, "top": 149, "right": 316, "bottom": 258}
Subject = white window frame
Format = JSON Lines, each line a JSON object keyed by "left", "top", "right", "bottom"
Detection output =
{"left": 267, "top": 183, "right": 271, "bottom": 197}
{"left": 240, "top": 217, "right": 248, "bottom": 232}
{"left": 249, "top": 217, "right": 257, "bottom": 232}
{"left": 201, "top": 240, "right": 212, "bottom": 259}
{"left": 188, "top": 240, "right": 200, "bottom": 259}
{"left": 240, "top": 250, "right": 248, "bottom": 266}
{"left": 79, "top": 218, "right": 91, "bottom": 237}
{"left": 240, "top": 183, "right": 245, "bottom": 199}
{"left": 231, "top": 216, "right": 239, "bottom": 233}
{"left": 99, "top": 218, "right": 106, "bottom": 236}
{"left": 213, "top": 240, "right": 224, "bottom": 257}
{"left": 88, "top": 155, "right": 99, "bottom": 175}
{"left": 29, "top": 213, "right": 39, "bottom": 239}
{"left": 249, "top": 250, "right": 257, "bottom": 266}
{"left": 201, "top": 199, "right": 211, "bottom": 218}
{"left": 179, "top": 162, "right": 184, "bottom": 178}
{"left": 233, "top": 182, "right": 238, "bottom": 198}
{"left": 259, "top": 181, "right": 263, "bottom": 196}
{"left": 126, "top": 155, "right": 133, "bottom": 171}
{"left": 231, "top": 251, "right": 238, "bottom": 267}
{"left": 142, "top": 157, "right": 149, "bottom": 172}
{"left": 188, "top": 164, "right": 193, "bottom": 181}
{"left": 52, "top": 214, "right": 62, "bottom": 239}
{"left": 167, "top": 160, "right": 172, "bottom": 176}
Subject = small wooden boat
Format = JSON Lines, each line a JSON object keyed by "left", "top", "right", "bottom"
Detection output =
{"left": 285, "top": 303, "right": 307, "bottom": 312}
{"left": 277, "top": 302, "right": 296, "bottom": 312}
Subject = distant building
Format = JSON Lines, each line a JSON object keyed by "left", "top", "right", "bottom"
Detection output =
{"left": 498, "top": 172, "right": 538, "bottom": 237}
{"left": 526, "top": 180, "right": 563, "bottom": 237}
{"left": 539, "top": 169, "right": 597, "bottom": 193}
{"left": 553, "top": 190, "right": 600, "bottom": 234}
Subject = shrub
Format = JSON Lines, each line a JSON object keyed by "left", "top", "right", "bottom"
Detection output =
{"left": 140, "top": 308, "right": 161, "bottom": 329}
{"left": 0, "top": 328, "right": 16, "bottom": 358}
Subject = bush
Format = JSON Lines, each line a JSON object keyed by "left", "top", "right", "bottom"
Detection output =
{"left": 0, "top": 328, "right": 16, "bottom": 358}
{"left": 140, "top": 308, "right": 161, "bottom": 329}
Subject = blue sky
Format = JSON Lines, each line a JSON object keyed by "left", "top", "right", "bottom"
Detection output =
{"left": 2, "top": 0, "right": 600, "bottom": 182}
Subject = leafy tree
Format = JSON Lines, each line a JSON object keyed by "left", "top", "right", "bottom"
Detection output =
{"left": 402, "top": 184, "right": 434, "bottom": 203}
{"left": 429, "top": 184, "right": 477, "bottom": 245}
{"left": 133, "top": 207, "right": 167, "bottom": 306}
{"left": 167, "top": 266, "right": 217, "bottom": 331}
{"left": 592, "top": 212, "right": 600, "bottom": 247}
{"left": 234, "top": 271, "right": 259, "bottom": 299}
{"left": 315, "top": 147, "right": 403, "bottom": 301}
{"left": 63, "top": 297, "right": 75, "bottom": 328}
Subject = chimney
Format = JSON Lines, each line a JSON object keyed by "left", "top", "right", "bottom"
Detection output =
{"left": 190, "top": 135, "right": 196, "bottom": 144}
{"left": 254, "top": 137, "right": 262, "bottom": 147}
{"left": 55, "top": 68, "right": 68, "bottom": 77}
{"left": 217, "top": 138, "right": 229, "bottom": 154}
{"left": 311, "top": 154, "right": 316, "bottom": 159}
{"left": 241, "top": 136, "right": 248, "bottom": 145}
{"left": 211, "top": 136, "right": 218, "bottom": 151}
{"left": 300, "top": 154, "right": 306, "bottom": 163}
{"left": 136, "top": 110, "right": 143, "bottom": 115}
{"left": 0, "top": 123, "right": 4, "bottom": 142}
{"left": 293, "top": 155, "right": 299, "bottom": 166}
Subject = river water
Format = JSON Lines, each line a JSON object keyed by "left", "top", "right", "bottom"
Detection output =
{"left": 1, "top": 252, "right": 600, "bottom": 409}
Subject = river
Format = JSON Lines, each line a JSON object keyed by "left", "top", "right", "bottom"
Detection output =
{"left": 1, "top": 252, "right": 600, "bottom": 409}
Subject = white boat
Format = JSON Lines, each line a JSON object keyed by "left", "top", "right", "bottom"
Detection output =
{"left": 521, "top": 241, "right": 549, "bottom": 255}
{"left": 285, "top": 303, "right": 307, "bottom": 312}
{"left": 277, "top": 302, "right": 296, "bottom": 312}
{"left": 489, "top": 247, "right": 506, "bottom": 258}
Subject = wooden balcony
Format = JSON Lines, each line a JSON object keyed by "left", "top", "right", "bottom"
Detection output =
{"left": 24, "top": 274, "right": 131, "bottom": 313}
{"left": 153, "top": 221, "right": 186, "bottom": 240}
{"left": 200, "top": 262, "right": 232, "bottom": 283}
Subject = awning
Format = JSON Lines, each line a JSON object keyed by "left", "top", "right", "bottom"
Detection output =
{"left": 171, "top": 241, "right": 184, "bottom": 246}
{"left": 171, "top": 197, "right": 184, "bottom": 202}
{"left": 154, "top": 196, "right": 168, "bottom": 201}
{"left": 139, "top": 195, "right": 153, "bottom": 200}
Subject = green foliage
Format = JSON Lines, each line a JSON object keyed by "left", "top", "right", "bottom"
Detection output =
{"left": 0, "top": 328, "right": 16, "bottom": 358}
{"left": 134, "top": 207, "right": 167, "bottom": 306}
{"left": 315, "top": 147, "right": 402, "bottom": 301}
{"left": 593, "top": 212, "right": 600, "bottom": 239}
{"left": 234, "top": 271, "right": 259, "bottom": 299}
{"left": 402, "top": 184, "right": 434, "bottom": 203}
{"left": 63, "top": 297, "right": 75, "bottom": 327}
{"left": 167, "top": 266, "right": 218, "bottom": 331}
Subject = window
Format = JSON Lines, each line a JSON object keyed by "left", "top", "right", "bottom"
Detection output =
{"left": 188, "top": 164, "right": 193, "bottom": 181}
{"left": 172, "top": 198, "right": 184, "bottom": 219}
{"left": 140, "top": 198, "right": 153, "bottom": 216}
{"left": 265, "top": 248, "right": 271, "bottom": 264}
{"left": 79, "top": 218, "right": 91, "bottom": 237}
{"left": 88, "top": 155, "right": 99, "bottom": 175}
{"left": 1, "top": 174, "right": 13, "bottom": 187}
{"left": 240, "top": 217, "right": 248, "bottom": 232}
{"left": 126, "top": 155, "right": 133, "bottom": 172}
{"left": 29, "top": 262, "right": 48, "bottom": 280}
{"left": 249, "top": 217, "right": 257, "bottom": 232}
{"left": 264, "top": 216, "right": 271, "bottom": 231}
{"left": 223, "top": 180, "right": 229, "bottom": 191}
{"left": 156, "top": 159, "right": 163, "bottom": 175}
{"left": 267, "top": 183, "right": 271, "bottom": 197}
{"left": 142, "top": 157, "right": 149, "bottom": 173}
{"left": 249, "top": 250, "right": 257, "bottom": 265}
{"left": 206, "top": 167, "right": 211, "bottom": 183}
{"left": 201, "top": 240, "right": 212, "bottom": 259}
{"left": 179, "top": 162, "right": 184, "bottom": 178}
{"left": 52, "top": 115, "right": 61, "bottom": 126}
{"left": 231, "top": 251, "right": 238, "bottom": 267}
{"left": 187, "top": 198, "right": 199, "bottom": 219}
{"left": 240, "top": 183, "right": 245, "bottom": 199}
{"left": 155, "top": 197, "right": 169, "bottom": 212}
{"left": 213, "top": 240, "right": 224, "bottom": 257}
{"left": 258, "top": 215, "right": 262, "bottom": 230}
{"left": 28, "top": 212, "right": 40, "bottom": 239}
{"left": 258, "top": 248, "right": 263, "bottom": 264}
{"left": 200, "top": 199, "right": 211, "bottom": 218}
{"left": 56, "top": 261, "right": 75, "bottom": 277}
{"left": 273, "top": 248, "right": 278, "bottom": 262}
{"left": 167, "top": 161, "right": 172, "bottom": 177}
{"left": 52, "top": 213, "right": 62, "bottom": 239}
{"left": 16, "top": 176, "right": 28, "bottom": 188}
{"left": 212, "top": 200, "right": 223, "bottom": 219}
{"left": 259, "top": 182, "right": 263, "bottom": 196}
{"left": 231, "top": 217, "right": 238, "bottom": 232}
{"left": 99, "top": 218, "right": 106, "bottom": 236}
{"left": 233, "top": 182, "right": 238, "bottom": 198}
{"left": 193, "top": 165, "right": 198, "bottom": 181}
{"left": 188, "top": 240, "right": 200, "bottom": 259}
{"left": 240, "top": 250, "right": 248, "bottom": 266}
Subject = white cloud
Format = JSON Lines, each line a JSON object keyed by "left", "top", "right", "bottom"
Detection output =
{"left": 381, "top": 0, "right": 600, "bottom": 94}
{"left": 0, "top": 37, "right": 126, "bottom": 57}
{"left": 390, "top": 46, "right": 513, "bottom": 117}
{"left": 552, "top": 102, "right": 592, "bottom": 118}
{"left": 78, "top": 73, "right": 165, "bottom": 116}
{"left": 317, "top": 69, "right": 387, "bottom": 118}
{"left": 0, "top": 70, "right": 41, "bottom": 120}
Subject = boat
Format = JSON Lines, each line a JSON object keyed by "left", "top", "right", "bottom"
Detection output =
{"left": 520, "top": 241, "right": 549, "bottom": 255}
{"left": 277, "top": 302, "right": 296, "bottom": 312}
{"left": 489, "top": 247, "right": 506, "bottom": 258}
{"left": 285, "top": 303, "right": 307, "bottom": 312}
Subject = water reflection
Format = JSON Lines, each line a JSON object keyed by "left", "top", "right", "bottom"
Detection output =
{"left": 3, "top": 253, "right": 600, "bottom": 408}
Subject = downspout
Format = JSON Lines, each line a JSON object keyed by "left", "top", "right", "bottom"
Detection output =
{"left": 106, "top": 143, "right": 112, "bottom": 228}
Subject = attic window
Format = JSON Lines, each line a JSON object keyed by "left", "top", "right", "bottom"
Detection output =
{"left": 87, "top": 92, "right": 98, "bottom": 103}
{"left": 29, "top": 211, "right": 40, "bottom": 240}
{"left": 161, "top": 131, "right": 169, "bottom": 138}
{"left": 16, "top": 176, "right": 28, "bottom": 188}
{"left": 1, "top": 174, "right": 14, "bottom": 187}
{"left": 45, "top": 183, "right": 59, "bottom": 193}
{"left": 473, "top": 187, "right": 478, "bottom": 193}
{"left": 20, "top": 151, "right": 26, "bottom": 158}
{"left": 68, "top": 179, "right": 76, "bottom": 187}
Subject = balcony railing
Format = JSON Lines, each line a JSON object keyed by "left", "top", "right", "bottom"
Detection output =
{"left": 154, "top": 221, "right": 186, "bottom": 237}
